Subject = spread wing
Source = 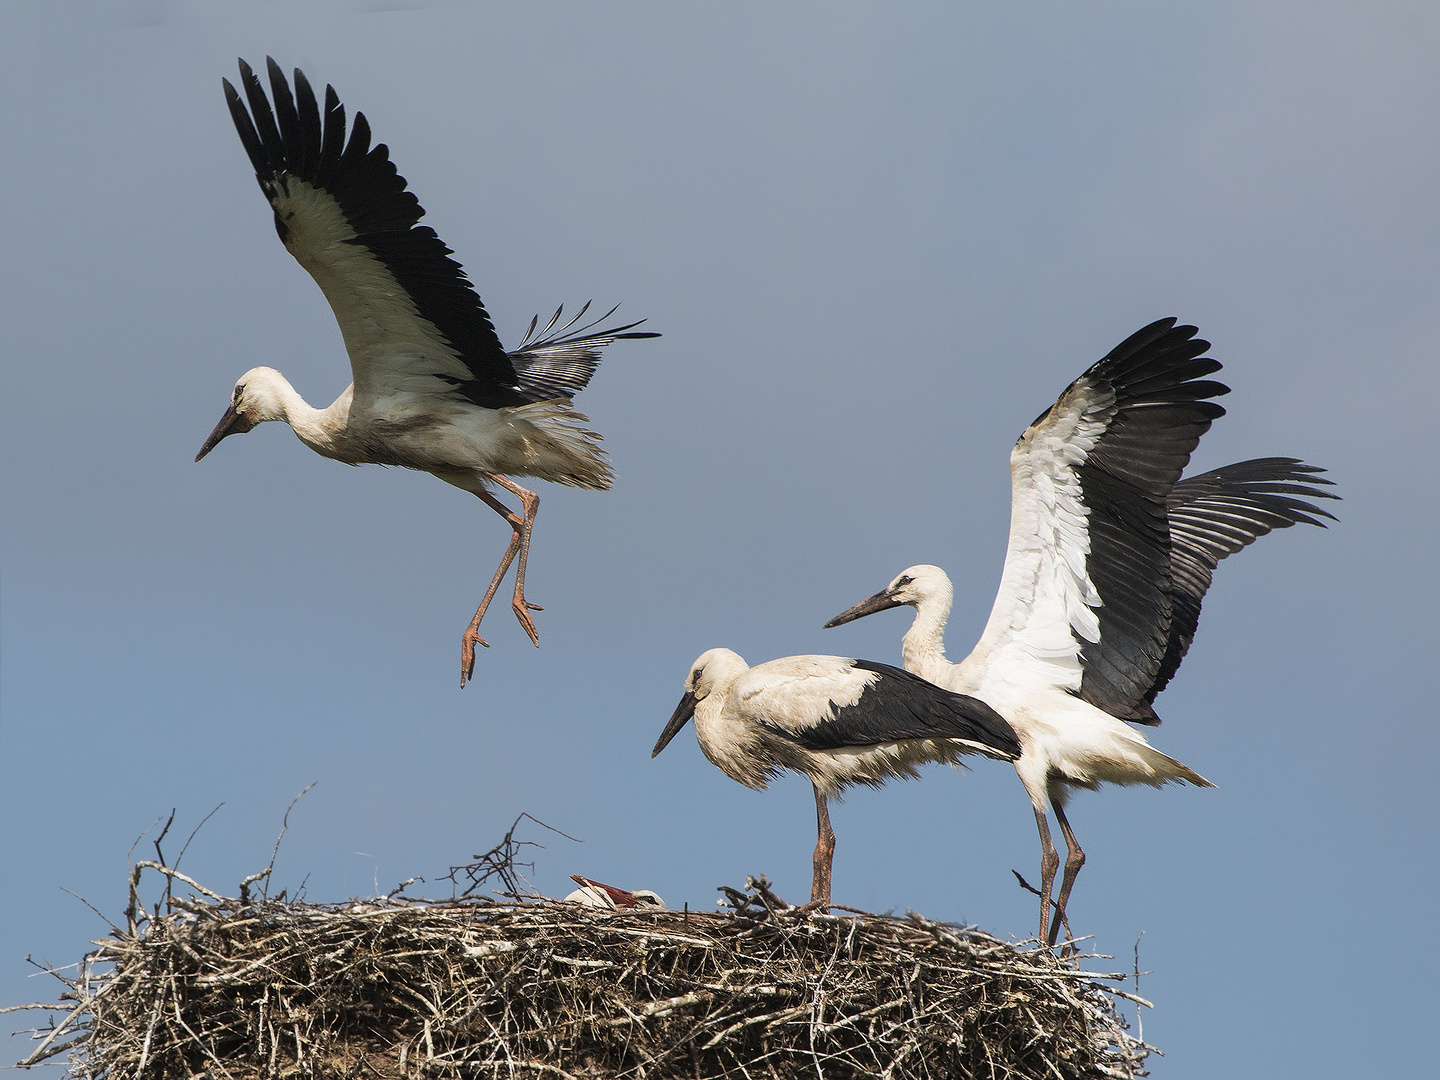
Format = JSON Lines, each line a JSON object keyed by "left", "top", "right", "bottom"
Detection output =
{"left": 1136, "top": 457, "right": 1338, "bottom": 714}
{"left": 506, "top": 302, "right": 659, "bottom": 401}
{"left": 965, "top": 319, "right": 1229, "bottom": 721}
{"left": 226, "top": 58, "right": 527, "bottom": 408}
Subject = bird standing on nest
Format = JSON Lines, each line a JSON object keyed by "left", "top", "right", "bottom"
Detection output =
{"left": 652, "top": 648, "right": 1020, "bottom": 907}
{"left": 196, "top": 58, "right": 658, "bottom": 685}
{"left": 826, "top": 319, "right": 1337, "bottom": 944}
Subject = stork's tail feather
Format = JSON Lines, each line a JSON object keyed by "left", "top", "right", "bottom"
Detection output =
{"left": 504, "top": 401, "right": 614, "bottom": 489}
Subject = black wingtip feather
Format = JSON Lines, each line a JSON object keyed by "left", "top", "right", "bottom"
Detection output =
{"left": 222, "top": 76, "right": 266, "bottom": 177}
{"left": 239, "top": 59, "right": 285, "bottom": 170}
{"left": 222, "top": 59, "right": 655, "bottom": 411}
{"left": 1138, "top": 456, "right": 1340, "bottom": 710}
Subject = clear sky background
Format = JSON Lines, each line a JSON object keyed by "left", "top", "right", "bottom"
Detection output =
{"left": 2, "top": 2, "right": 1435, "bottom": 1076}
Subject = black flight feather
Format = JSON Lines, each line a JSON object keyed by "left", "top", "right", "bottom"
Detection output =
{"left": 769, "top": 660, "right": 1021, "bottom": 760}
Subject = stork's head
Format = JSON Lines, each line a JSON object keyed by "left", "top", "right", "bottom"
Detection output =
{"left": 651, "top": 647, "right": 747, "bottom": 757}
{"left": 823, "top": 564, "right": 953, "bottom": 627}
{"left": 195, "top": 367, "right": 291, "bottom": 461}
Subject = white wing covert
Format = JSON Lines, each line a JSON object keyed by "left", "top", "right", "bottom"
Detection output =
{"left": 740, "top": 658, "right": 1020, "bottom": 759}
{"left": 966, "top": 319, "right": 1229, "bottom": 722}
{"left": 225, "top": 59, "right": 526, "bottom": 410}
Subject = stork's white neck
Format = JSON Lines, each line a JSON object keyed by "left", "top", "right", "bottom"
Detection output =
{"left": 239, "top": 367, "right": 352, "bottom": 460}
{"left": 902, "top": 591, "right": 953, "bottom": 687}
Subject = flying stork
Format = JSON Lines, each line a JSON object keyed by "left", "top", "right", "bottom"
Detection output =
{"left": 824, "top": 320, "right": 1337, "bottom": 944}
{"left": 652, "top": 648, "right": 1020, "bottom": 906}
{"left": 195, "top": 59, "right": 658, "bottom": 685}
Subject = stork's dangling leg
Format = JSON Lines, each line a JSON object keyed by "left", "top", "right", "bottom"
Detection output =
{"left": 811, "top": 782, "right": 836, "bottom": 907}
{"left": 485, "top": 472, "right": 544, "bottom": 637}
{"left": 1047, "top": 801, "right": 1086, "bottom": 948}
{"left": 458, "top": 478, "right": 544, "bottom": 687}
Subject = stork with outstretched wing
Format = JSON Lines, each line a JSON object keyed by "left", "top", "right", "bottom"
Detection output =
{"left": 197, "top": 59, "right": 658, "bottom": 685}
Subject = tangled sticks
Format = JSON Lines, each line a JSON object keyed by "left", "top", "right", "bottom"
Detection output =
{"left": 13, "top": 863, "right": 1151, "bottom": 1080}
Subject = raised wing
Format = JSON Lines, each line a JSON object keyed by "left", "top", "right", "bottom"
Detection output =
{"left": 507, "top": 302, "right": 660, "bottom": 402}
{"left": 740, "top": 657, "right": 1019, "bottom": 759}
{"left": 224, "top": 58, "right": 525, "bottom": 408}
{"left": 966, "top": 319, "right": 1228, "bottom": 721}
{"left": 1135, "top": 457, "right": 1338, "bottom": 714}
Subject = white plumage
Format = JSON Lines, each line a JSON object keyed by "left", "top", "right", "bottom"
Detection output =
{"left": 826, "top": 320, "right": 1336, "bottom": 943}
{"left": 652, "top": 648, "right": 1020, "bottom": 906}
{"left": 195, "top": 59, "right": 657, "bottom": 685}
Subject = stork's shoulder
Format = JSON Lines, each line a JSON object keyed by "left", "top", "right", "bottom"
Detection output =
{"left": 736, "top": 655, "right": 876, "bottom": 699}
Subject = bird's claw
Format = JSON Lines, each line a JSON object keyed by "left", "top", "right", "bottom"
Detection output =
{"left": 512, "top": 601, "right": 541, "bottom": 647}
{"left": 459, "top": 630, "right": 490, "bottom": 688}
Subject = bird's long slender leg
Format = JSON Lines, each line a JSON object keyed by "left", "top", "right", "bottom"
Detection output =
{"left": 480, "top": 472, "right": 544, "bottom": 642}
{"left": 459, "top": 490, "right": 525, "bottom": 687}
{"left": 811, "top": 782, "right": 836, "bottom": 907}
{"left": 1033, "top": 806, "right": 1060, "bottom": 945}
{"left": 1047, "top": 801, "right": 1086, "bottom": 948}
{"left": 455, "top": 486, "right": 541, "bottom": 688}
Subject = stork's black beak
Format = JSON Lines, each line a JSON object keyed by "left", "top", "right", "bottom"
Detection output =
{"left": 823, "top": 586, "right": 904, "bottom": 628}
{"left": 652, "top": 690, "right": 698, "bottom": 757}
{"left": 195, "top": 403, "right": 257, "bottom": 462}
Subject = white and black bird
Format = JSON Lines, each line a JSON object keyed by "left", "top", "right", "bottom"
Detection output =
{"left": 825, "top": 320, "right": 1337, "bottom": 944}
{"left": 651, "top": 648, "right": 1021, "bottom": 906}
{"left": 196, "top": 59, "right": 658, "bottom": 685}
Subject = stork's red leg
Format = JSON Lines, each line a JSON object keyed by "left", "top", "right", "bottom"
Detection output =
{"left": 810, "top": 782, "right": 836, "bottom": 907}
{"left": 459, "top": 481, "right": 540, "bottom": 687}
{"left": 1033, "top": 806, "right": 1060, "bottom": 945}
{"left": 1047, "top": 801, "right": 1086, "bottom": 948}
{"left": 482, "top": 473, "right": 543, "bottom": 642}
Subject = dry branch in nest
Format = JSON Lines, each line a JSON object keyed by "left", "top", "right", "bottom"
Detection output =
{"left": 13, "top": 861, "right": 1153, "bottom": 1079}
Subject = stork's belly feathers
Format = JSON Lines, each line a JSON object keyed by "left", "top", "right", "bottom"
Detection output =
{"left": 692, "top": 696, "right": 977, "bottom": 799}
{"left": 322, "top": 393, "right": 613, "bottom": 489}
{"left": 1000, "top": 688, "right": 1212, "bottom": 804}
{"left": 788, "top": 738, "right": 974, "bottom": 798}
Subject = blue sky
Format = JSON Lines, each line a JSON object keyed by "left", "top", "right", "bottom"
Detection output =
{"left": 2, "top": 3, "right": 1436, "bottom": 1076}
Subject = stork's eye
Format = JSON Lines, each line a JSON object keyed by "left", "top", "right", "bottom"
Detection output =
{"left": 896, "top": 575, "right": 913, "bottom": 588}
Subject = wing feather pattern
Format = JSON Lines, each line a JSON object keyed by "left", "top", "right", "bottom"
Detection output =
{"left": 969, "top": 319, "right": 1229, "bottom": 720}
{"left": 741, "top": 658, "right": 1019, "bottom": 759}
{"left": 225, "top": 59, "right": 658, "bottom": 409}
{"left": 507, "top": 302, "right": 659, "bottom": 402}
{"left": 1135, "top": 457, "right": 1338, "bottom": 714}
{"left": 225, "top": 58, "right": 522, "bottom": 408}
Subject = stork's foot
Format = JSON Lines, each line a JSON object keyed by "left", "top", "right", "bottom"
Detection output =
{"left": 460, "top": 628, "right": 490, "bottom": 688}
{"left": 512, "top": 597, "right": 542, "bottom": 647}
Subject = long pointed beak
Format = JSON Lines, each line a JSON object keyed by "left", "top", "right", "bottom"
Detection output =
{"left": 823, "top": 587, "right": 904, "bottom": 628}
{"left": 195, "top": 403, "right": 256, "bottom": 462}
{"left": 652, "top": 690, "right": 698, "bottom": 757}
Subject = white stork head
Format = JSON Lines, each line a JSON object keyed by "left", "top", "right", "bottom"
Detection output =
{"left": 651, "top": 647, "right": 748, "bottom": 757}
{"left": 823, "top": 564, "right": 953, "bottom": 627}
{"left": 195, "top": 367, "right": 295, "bottom": 461}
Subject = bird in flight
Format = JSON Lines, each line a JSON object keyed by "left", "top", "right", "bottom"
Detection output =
{"left": 197, "top": 58, "right": 658, "bottom": 685}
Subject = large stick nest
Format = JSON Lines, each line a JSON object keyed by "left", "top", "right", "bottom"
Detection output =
{"left": 13, "top": 861, "right": 1152, "bottom": 1080}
